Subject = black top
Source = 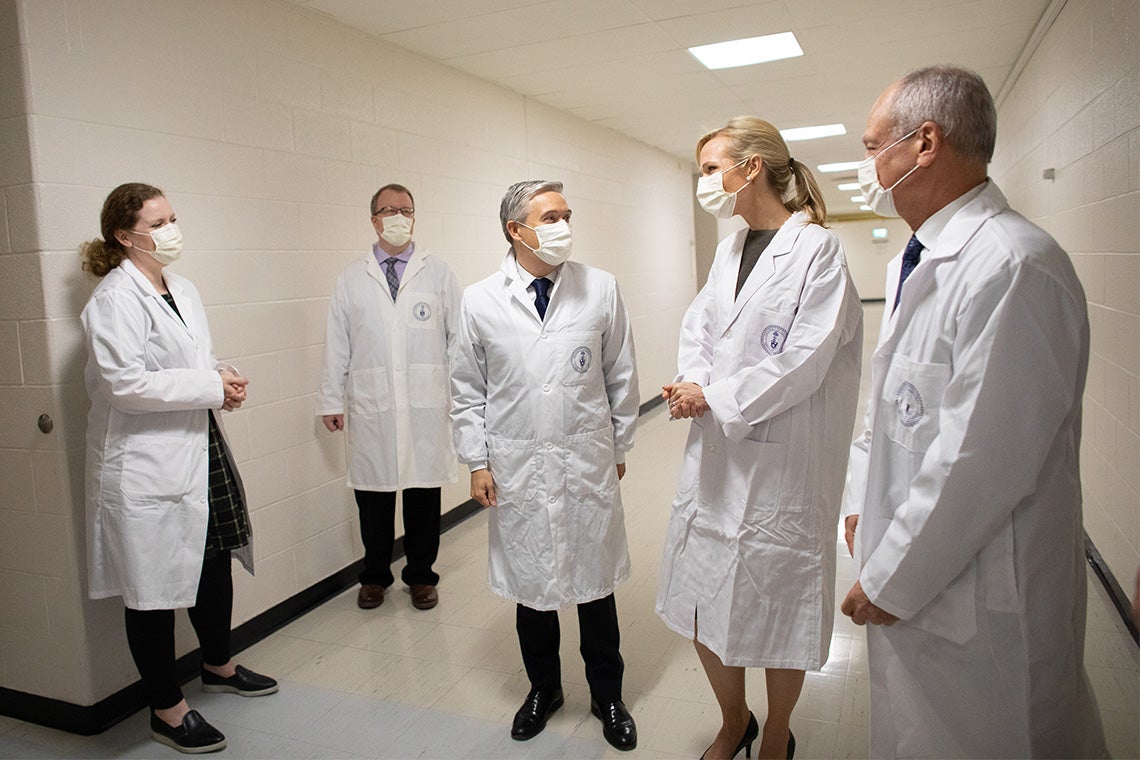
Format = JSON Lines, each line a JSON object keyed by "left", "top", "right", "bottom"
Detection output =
{"left": 735, "top": 228, "right": 778, "bottom": 298}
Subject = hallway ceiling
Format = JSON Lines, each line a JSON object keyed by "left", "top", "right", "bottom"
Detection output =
{"left": 287, "top": 0, "right": 1054, "bottom": 218}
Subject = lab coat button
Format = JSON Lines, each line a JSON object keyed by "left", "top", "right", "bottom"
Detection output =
{"left": 546, "top": 442, "right": 553, "bottom": 450}
{"left": 543, "top": 384, "right": 550, "bottom": 392}
{"left": 549, "top": 496, "right": 556, "bottom": 504}
{"left": 540, "top": 332, "right": 548, "bottom": 340}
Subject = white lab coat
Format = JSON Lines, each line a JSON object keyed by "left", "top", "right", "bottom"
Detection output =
{"left": 656, "top": 212, "right": 863, "bottom": 668}
{"left": 450, "top": 254, "right": 639, "bottom": 610}
{"left": 317, "top": 246, "right": 460, "bottom": 490}
{"left": 844, "top": 182, "right": 1106, "bottom": 757}
{"left": 83, "top": 259, "right": 252, "bottom": 610}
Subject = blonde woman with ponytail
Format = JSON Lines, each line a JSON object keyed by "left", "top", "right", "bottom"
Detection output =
{"left": 656, "top": 118, "right": 863, "bottom": 760}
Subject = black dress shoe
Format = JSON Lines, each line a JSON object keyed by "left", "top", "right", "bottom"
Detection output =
{"left": 511, "top": 687, "right": 564, "bottom": 741}
{"left": 590, "top": 698, "right": 637, "bottom": 751}
{"left": 200, "top": 664, "right": 279, "bottom": 696}
{"left": 150, "top": 709, "right": 226, "bottom": 754}
{"left": 787, "top": 730, "right": 796, "bottom": 760}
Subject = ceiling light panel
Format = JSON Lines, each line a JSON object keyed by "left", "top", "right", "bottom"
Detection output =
{"left": 688, "top": 32, "right": 803, "bottom": 70}
{"left": 780, "top": 123, "right": 846, "bottom": 141}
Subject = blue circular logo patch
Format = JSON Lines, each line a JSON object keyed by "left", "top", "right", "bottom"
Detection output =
{"left": 760, "top": 325, "right": 788, "bottom": 355}
{"left": 412, "top": 302, "right": 432, "bottom": 321}
{"left": 895, "top": 381, "right": 924, "bottom": 428}
{"left": 570, "top": 346, "right": 592, "bottom": 373}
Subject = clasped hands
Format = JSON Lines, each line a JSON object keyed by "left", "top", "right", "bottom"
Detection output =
{"left": 661, "top": 381, "right": 709, "bottom": 420}
{"left": 218, "top": 368, "right": 249, "bottom": 411}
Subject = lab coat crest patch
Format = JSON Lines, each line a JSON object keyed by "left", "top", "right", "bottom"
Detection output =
{"left": 571, "top": 346, "right": 592, "bottom": 373}
{"left": 412, "top": 302, "right": 432, "bottom": 321}
{"left": 760, "top": 325, "right": 788, "bottom": 355}
{"left": 895, "top": 381, "right": 924, "bottom": 427}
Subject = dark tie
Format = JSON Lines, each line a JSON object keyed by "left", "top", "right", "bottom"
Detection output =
{"left": 532, "top": 277, "right": 552, "bottom": 320}
{"left": 893, "top": 235, "right": 923, "bottom": 312}
{"left": 384, "top": 256, "right": 400, "bottom": 300}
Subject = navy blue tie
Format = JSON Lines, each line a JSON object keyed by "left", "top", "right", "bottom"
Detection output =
{"left": 893, "top": 235, "right": 923, "bottom": 312}
{"left": 532, "top": 278, "right": 552, "bottom": 320}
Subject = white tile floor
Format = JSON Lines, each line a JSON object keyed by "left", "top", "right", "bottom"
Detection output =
{"left": 3, "top": 304, "right": 1138, "bottom": 758}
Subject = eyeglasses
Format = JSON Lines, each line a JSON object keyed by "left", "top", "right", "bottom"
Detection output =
{"left": 372, "top": 206, "right": 415, "bottom": 218}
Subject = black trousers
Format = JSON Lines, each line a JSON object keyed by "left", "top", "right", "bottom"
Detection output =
{"left": 123, "top": 550, "right": 233, "bottom": 711}
{"left": 354, "top": 487, "right": 441, "bottom": 587}
{"left": 516, "top": 593, "right": 624, "bottom": 703}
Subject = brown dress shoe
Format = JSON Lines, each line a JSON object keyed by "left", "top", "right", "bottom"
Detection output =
{"left": 410, "top": 584, "right": 438, "bottom": 610}
{"left": 357, "top": 584, "right": 385, "bottom": 609}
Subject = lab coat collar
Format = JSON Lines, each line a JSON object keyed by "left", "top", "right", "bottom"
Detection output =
{"left": 120, "top": 258, "right": 198, "bottom": 338}
{"left": 884, "top": 180, "right": 1008, "bottom": 339}
{"left": 722, "top": 211, "right": 807, "bottom": 334}
{"left": 500, "top": 250, "right": 564, "bottom": 325}
{"left": 364, "top": 244, "right": 428, "bottom": 301}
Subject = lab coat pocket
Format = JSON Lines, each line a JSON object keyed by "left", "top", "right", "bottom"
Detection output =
{"left": 880, "top": 356, "right": 950, "bottom": 453}
{"left": 407, "top": 293, "right": 441, "bottom": 330}
{"left": 408, "top": 363, "right": 447, "bottom": 408}
{"left": 558, "top": 331, "right": 602, "bottom": 387}
{"left": 731, "top": 437, "right": 793, "bottom": 522}
{"left": 488, "top": 437, "right": 537, "bottom": 503}
{"left": 906, "top": 561, "right": 978, "bottom": 645}
{"left": 118, "top": 435, "right": 196, "bottom": 503}
{"left": 566, "top": 427, "right": 618, "bottom": 498}
{"left": 741, "top": 307, "right": 795, "bottom": 364}
{"left": 347, "top": 368, "right": 392, "bottom": 414}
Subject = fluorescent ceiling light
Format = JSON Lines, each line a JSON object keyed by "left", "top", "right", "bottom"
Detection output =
{"left": 818, "top": 161, "right": 861, "bottom": 173}
{"left": 860, "top": 204, "right": 872, "bottom": 211}
{"left": 837, "top": 182, "right": 861, "bottom": 191}
{"left": 780, "top": 123, "right": 846, "bottom": 142}
{"left": 689, "top": 32, "right": 803, "bottom": 70}
{"left": 850, "top": 195, "right": 866, "bottom": 203}
{"left": 872, "top": 228, "right": 889, "bottom": 239}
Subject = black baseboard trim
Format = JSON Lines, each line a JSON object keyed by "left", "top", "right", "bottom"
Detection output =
{"left": 638, "top": 395, "right": 665, "bottom": 416}
{"left": 0, "top": 498, "right": 487, "bottom": 736}
{"left": 860, "top": 297, "right": 887, "bottom": 304}
{"left": 1085, "top": 533, "right": 1139, "bottom": 646}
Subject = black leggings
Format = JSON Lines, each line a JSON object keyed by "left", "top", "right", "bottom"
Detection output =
{"left": 123, "top": 550, "right": 234, "bottom": 711}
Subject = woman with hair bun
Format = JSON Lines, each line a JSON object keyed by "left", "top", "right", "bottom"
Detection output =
{"left": 81, "top": 183, "right": 275, "bottom": 754}
{"left": 657, "top": 119, "right": 863, "bottom": 759}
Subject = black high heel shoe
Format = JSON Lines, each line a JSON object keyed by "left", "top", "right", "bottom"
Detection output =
{"left": 699, "top": 712, "right": 759, "bottom": 759}
{"left": 787, "top": 730, "right": 796, "bottom": 760}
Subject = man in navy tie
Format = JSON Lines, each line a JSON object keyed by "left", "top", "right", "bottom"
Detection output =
{"left": 841, "top": 65, "right": 1106, "bottom": 757}
{"left": 451, "top": 181, "right": 640, "bottom": 750}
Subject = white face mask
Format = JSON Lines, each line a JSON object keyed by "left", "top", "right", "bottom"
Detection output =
{"left": 857, "top": 128, "right": 920, "bottom": 217}
{"left": 379, "top": 213, "right": 413, "bottom": 248}
{"left": 518, "top": 219, "right": 572, "bottom": 266}
{"left": 127, "top": 222, "right": 183, "bottom": 265}
{"left": 696, "top": 157, "right": 751, "bottom": 219}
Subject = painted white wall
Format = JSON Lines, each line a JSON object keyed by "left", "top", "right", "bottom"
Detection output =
{"left": 830, "top": 217, "right": 913, "bottom": 301}
{"left": 0, "top": 0, "right": 696, "bottom": 706}
{"left": 989, "top": 0, "right": 1138, "bottom": 592}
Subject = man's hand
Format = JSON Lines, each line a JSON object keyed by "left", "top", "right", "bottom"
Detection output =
{"left": 844, "top": 515, "right": 858, "bottom": 557}
{"left": 841, "top": 580, "right": 899, "bottom": 626}
{"left": 471, "top": 468, "right": 497, "bottom": 508}
{"left": 662, "top": 381, "right": 709, "bottom": 419}
{"left": 322, "top": 414, "right": 345, "bottom": 432}
{"left": 616, "top": 463, "right": 626, "bottom": 480}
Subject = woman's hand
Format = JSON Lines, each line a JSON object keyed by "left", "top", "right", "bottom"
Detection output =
{"left": 219, "top": 369, "right": 249, "bottom": 411}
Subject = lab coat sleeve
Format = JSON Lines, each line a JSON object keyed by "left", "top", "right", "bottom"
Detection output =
{"left": 603, "top": 279, "right": 639, "bottom": 461}
{"left": 441, "top": 266, "right": 462, "bottom": 377}
{"left": 676, "top": 274, "right": 718, "bottom": 385}
{"left": 449, "top": 294, "right": 490, "bottom": 471}
{"left": 82, "top": 289, "right": 224, "bottom": 413}
{"left": 704, "top": 250, "right": 859, "bottom": 442}
{"left": 860, "top": 263, "right": 1086, "bottom": 619}
{"left": 316, "top": 275, "right": 350, "bottom": 416}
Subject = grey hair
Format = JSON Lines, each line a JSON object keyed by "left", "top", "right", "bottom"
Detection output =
{"left": 499, "top": 180, "right": 564, "bottom": 243}
{"left": 888, "top": 65, "right": 997, "bottom": 165}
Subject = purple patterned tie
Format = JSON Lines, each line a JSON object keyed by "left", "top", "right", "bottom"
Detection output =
{"left": 384, "top": 257, "right": 400, "bottom": 301}
{"left": 532, "top": 278, "right": 552, "bottom": 319}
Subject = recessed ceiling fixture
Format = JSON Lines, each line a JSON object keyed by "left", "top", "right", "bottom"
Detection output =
{"left": 817, "top": 161, "right": 861, "bottom": 173}
{"left": 860, "top": 204, "right": 872, "bottom": 211}
{"left": 688, "top": 32, "right": 803, "bottom": 70}
{"left": 837, "top": 182, "right": 861, "bottom": 191}
{"left": 780, "top": 123, "right": 846, "bottom": 142}
{"left": 850, "top": 195, "right": 866, "bottom": 203}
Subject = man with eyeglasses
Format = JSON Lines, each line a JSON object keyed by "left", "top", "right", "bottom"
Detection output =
{"left": 318, "top": 184, "right": 460, "bottom": 612}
